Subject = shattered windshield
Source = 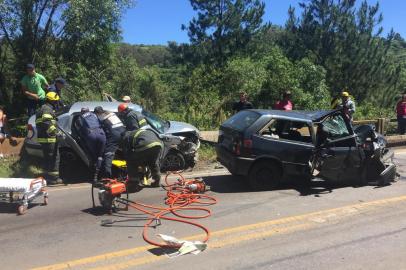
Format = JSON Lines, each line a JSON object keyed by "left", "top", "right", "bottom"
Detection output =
{"left": 142, "top": 110, "right": 168, "bottom": 134}
{"left": 321, "top": 114, "right": 350, "bottom": 139}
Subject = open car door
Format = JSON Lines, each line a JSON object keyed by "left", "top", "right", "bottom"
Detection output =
{"left": 57, "top": 114, "right": 91, "bottom": 167}
{"left": 313, "top": 112, "right": 363, "bottom": 183}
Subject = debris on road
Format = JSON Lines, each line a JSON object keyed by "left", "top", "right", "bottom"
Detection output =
{"left": 158, "top": 234, "right": 207, "bottom": 257}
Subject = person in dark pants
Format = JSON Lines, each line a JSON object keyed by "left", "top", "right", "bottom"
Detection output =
{"left": 75, "top": 108, "right": 106, "bottom": 182}
{"left": 35, "top": 92, "right": 62, "bottom": 185}
{"left": 94, "top": 106, "right": 126, "bottom": 178}
{"left": 232, "top": 92, "right": 253, "bottom": 113}
{"left": 117, "top": 103, "right": 148, "bottom": 131}
{"left": 121, "top": 128, "right": 163, "bottom": 187}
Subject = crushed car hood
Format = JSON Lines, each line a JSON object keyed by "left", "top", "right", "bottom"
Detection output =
{"left": 167, "top": 121, "right": 200, "bottom": 135}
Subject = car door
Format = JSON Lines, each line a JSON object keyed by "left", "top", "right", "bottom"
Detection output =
{"left": 314, "top": 113, "right": 363, "bottom": 182}
{"left": 57, "top": 114, "right": 91, "bottom": 167}
{"left": 252, "top": 118, "right": 315, "bottom": 176}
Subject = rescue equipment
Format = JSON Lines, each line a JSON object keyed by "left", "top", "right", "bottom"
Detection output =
{"left": 0, "top": 177, "right": 48, "bottom": 215}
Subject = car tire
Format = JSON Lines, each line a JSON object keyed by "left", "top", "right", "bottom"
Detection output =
{"left": 248, "top": 161, "right": 281, "bottom": 191}
{"left": 161, "top": 151, "right": 186, "bottom": 172}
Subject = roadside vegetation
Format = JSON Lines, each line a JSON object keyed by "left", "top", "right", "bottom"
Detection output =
{"left": 198, "top": 143, "right": 217, "bottom": 164}
{"left": 1, "top": 0, "right": 405, "bottom": 133}
{"left": 0, "top": 156, "right": 42, "bottom": 178}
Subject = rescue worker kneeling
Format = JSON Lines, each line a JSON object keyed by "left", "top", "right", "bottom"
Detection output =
{"left": 36, "top": 92, "right": 62, "bottom": 185}
{"left": 75, "top": 108, "right": 106, "bottom": 182}
{"left": 121, "top": 127, "right": 163, "bottom": 188}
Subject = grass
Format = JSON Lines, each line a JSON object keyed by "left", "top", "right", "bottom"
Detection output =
{"left": 198, "top": 143, "right": 217, "bottom": 163}
{"left": 0, "top": 155, "right": 43, "bottom": 178}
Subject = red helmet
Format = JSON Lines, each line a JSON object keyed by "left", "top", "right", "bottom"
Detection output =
{"left": 118, "top": 103, "right": 129, "bottom": 113}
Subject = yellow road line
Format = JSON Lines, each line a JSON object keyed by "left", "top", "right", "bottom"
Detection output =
{"left": 88, "top": 223, "right": 313, "bottom": 270}
{"left": 31, "top": 195, "right": 406, "bottom": 270}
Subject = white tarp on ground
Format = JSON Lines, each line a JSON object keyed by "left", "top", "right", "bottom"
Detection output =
{"left": 0, "top": 178, "right": 46, "bottom": 193}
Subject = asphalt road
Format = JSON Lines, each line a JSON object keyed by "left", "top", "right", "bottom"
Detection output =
{"left": 1, "top": 150, "right": 406, "bottom": 270}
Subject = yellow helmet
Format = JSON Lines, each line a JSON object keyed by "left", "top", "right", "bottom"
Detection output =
{"left": 46, "top": 92, "right": 60, "bottom": 101}
{"left": 341, "top": 91, "right": 350, "bottom": 97}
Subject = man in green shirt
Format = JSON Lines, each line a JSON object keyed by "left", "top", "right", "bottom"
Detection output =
{"left": 20, "top": 64, "right": 49, "bottom": 116}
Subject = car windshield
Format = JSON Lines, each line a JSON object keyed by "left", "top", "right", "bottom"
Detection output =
{"left": 321, "top": 114, "right": 350, "bottom": 139}
{"left": 55, "top": 105, "right": 71, "bottom": 117}
{"left": 142, "top": 110, "right": 168, "bottom": 133}
{"left": 222, "top": 111, "right": 260, "bottom": 131}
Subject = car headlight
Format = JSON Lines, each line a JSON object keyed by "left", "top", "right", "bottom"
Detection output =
{"left": 12, "top": 192, "right": 23, "bottom": 201}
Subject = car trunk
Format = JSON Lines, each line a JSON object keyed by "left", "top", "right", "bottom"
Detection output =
{"left": 218, "top": 126, "right": 245, "bottom": 156}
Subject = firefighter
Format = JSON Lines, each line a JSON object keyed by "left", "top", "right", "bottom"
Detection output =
{"left": 117, "top": 103, "right": 148, "bottom": 131}
{"left": 339, "top": 91, "right": 356, "bottom": 122}
{"left": 75, "top": 107, "right": 106, "bottom": 182}
{"left": 35, "top": 92, "right": 62, "bottom": 185}
{"left": 94, "top": 106, "right": 126, "bottom": 178}
{"left": 121, "top": 126, "right": 163, "bottom": 188}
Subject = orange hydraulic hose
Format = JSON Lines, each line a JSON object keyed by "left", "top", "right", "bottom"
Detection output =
{"left": 123, "top": 171, "right": 217, "bottom": 248}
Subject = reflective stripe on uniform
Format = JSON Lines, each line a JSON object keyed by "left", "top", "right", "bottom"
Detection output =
{"left": 38, "top": 138, "right": 57, "bottom": 143}
{"left": 139, "top": 119, "right": 147, "bottom": 126}
{"left": 132, "top": 129, "right": 147, "bottom": 146}
{"left": 36, "top": 113, "right": 56, "bottom": 124}
{"left": 47, "top": 125, "right": 57, "bottom": 133}
{"left": 133, "top": 141, "right": 163, "bottom": 152}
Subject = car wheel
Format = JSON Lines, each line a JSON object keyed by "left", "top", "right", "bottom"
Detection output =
{"left": 248, "top": 161, "right": 281, "bottom": 191}
{"left": 161, "top": 152, "right": 186, "bottom": 172}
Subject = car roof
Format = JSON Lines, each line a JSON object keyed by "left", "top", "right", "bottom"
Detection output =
{"left": 250, "top": 109, "right": 338, "bottom": 122}
{"left": 69, "top": 101, "right": 142, "bottom": 114}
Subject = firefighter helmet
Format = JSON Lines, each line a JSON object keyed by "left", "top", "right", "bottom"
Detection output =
{"left": 46, "top": 92, "right": 60, "bottom": 101}
{"left": 118, "top": 103, "right": 129, "bottom": 113}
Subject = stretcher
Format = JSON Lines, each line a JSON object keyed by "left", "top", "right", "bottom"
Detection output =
{"left": 0, "top": 177, "right": 48, "bottom": 215}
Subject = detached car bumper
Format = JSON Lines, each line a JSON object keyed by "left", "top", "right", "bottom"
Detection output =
{"left": 216, "top": 146, "right": 253, "bottom": 176}
{"left": 380, "top": 149, "right": 397, "bottom": 184}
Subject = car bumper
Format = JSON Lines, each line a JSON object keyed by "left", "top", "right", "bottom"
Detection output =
{"left": 216, "top": 146, "right": 253, "bottom": 176}
{"left": 380, "top": 149, "right": 397, "bottom": 184}
{"left": 24, "top": 138, "right": 43, "bottom": 158}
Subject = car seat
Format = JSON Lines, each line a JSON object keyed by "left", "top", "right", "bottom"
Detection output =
{"left": 288, "top": 129, "right": 302, "bottom": 141}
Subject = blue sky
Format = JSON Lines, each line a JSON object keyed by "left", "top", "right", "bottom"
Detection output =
{"left": 121, "top": 0, "right": 406, "bottom": 45}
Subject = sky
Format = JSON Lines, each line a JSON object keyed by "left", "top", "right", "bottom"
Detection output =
{"left": 121, "top": 0, "right": 406, "bottom": 45}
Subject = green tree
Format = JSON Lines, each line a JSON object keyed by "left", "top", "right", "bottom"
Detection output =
{"left": 182, "top": 0, "right": 266, "bottom": 66}
{"left": 281, "top": 0, "right": 401, "bottom": 106}
{"left": 0, "top": 0, "right": 133, "bottom": 112}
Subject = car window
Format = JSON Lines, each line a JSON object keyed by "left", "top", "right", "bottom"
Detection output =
{"left": 142, "top": 110, "right": 167, "bottom": 133}
{"left": 320, "top": 114, "right": 350, "bottom": 140}
{"left": 260, "top": 119, "right": 312, "bottom": 144}
{"left": 222, "top": 111, "right": 260, "bottom": 131}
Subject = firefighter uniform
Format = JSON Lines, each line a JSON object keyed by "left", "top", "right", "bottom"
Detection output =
{"left": 118, "top": 103, "right": 148, "bottom": 131}
{"left": 35, "top": 92, "right": 61, "bottom": 184}
{"left": 95, "top": 107, "right": 126, "bottom": 178}
{"left": 76, "top": 109, "right": 106, "bottom": 181}
{"left": 121, "top": 128, "right": 163, "bottom": 187}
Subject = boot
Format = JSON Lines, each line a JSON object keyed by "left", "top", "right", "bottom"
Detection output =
{"left": 150, "top": 174, "right": 161, "bottom": 188}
